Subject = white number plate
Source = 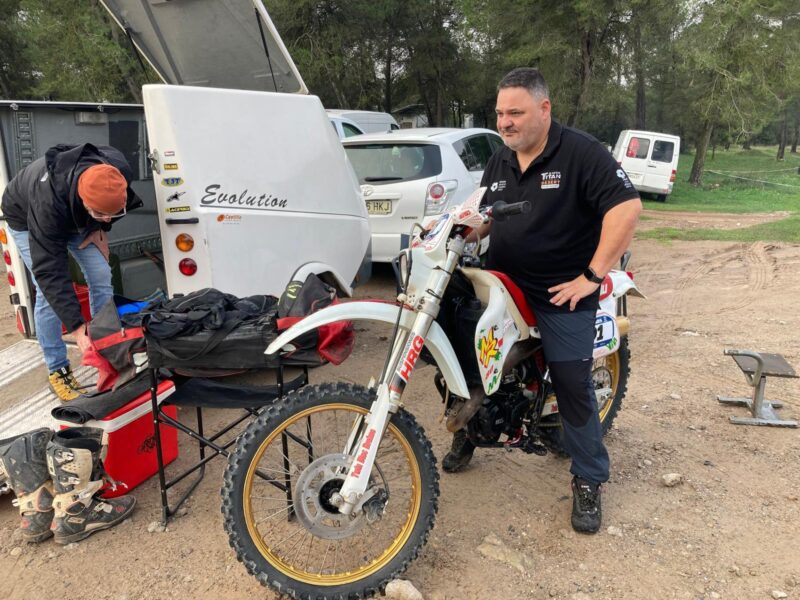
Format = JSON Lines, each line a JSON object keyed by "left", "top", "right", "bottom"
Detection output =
{"left": 366, "top": 200, "right": 392, "bottom": 215}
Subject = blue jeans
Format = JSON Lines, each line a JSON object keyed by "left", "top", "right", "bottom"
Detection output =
{"left": 8, "top": 228, "right": 113, "bottom": 373}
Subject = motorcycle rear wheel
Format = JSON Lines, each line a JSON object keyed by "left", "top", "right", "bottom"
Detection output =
{"left": 221, "top": 382, "right": 439, "bottom": 600}
{"left": 594, "top": 336, "right": 630, "bottom": 434}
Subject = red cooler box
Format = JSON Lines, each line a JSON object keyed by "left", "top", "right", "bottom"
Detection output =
{"left": 54, "top": 380, "right": 179, "bottom": 497}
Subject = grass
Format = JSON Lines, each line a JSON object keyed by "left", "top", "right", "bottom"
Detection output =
{"left": 637, "top": 145, "right": 800, "bottom": 242}
{"left": 644, "top": 145, "right": 800, "bottom": 213}
{"left": 638, "top": 214, "right": 800, "bottom": 243}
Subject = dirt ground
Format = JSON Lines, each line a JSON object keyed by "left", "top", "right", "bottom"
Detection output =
{"left": 1, "top": 210, "right": 799, "bottom": 600}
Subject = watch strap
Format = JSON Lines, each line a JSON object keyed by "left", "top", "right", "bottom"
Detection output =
{"left": 584, "top": 267, "right": 604, "bottom": 284}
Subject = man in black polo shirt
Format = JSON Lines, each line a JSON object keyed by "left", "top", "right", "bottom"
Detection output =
{"left": 442, "top": 68, "right": 641, "bottom": 534}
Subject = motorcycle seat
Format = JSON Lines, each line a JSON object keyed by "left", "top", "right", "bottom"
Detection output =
{"left": 485, "top": 271, "right": 538, "bottom": 326}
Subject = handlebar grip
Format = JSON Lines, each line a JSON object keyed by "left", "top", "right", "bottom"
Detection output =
{"left": 491, "top": 200, "right": 531, "bottom": 222}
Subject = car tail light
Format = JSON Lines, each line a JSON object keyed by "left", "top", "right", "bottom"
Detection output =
{"left": 424, "top": 180, "right": 458, "bottom": 216}
{"left": 669, "top": 169, "right": 676, "bottom": 183}
{"left": 175, "top": 234, "right": 194, "bottom": 252}
{"left": 179, "top": 258, "right": 197, "bottom": 276}
{"left": 3, "top": 250, "right": 11, "bottom": 266}
{"left": 7, "top": 272, "right": 15, "bottom": 287}
{"left": 0, "top": 229, "right": 7, "bottom": 245}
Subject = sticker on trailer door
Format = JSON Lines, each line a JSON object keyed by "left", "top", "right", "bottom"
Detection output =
{"left": 592, "top": 310, "right": 619, "bottom": 359}
{"left": 161, "top": 177, "right": 184, "bottom": 187}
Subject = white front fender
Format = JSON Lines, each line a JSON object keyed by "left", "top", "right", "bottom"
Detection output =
{"left": 266, "top": 301, "right": 470, "bottom": 399}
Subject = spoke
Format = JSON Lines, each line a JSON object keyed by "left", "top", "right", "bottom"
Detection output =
{"left": 304, "top": 533, "right": 315, "bottom": 571}
{"left": 319, "top": 541, "right": 333, "bottom": 576}
{"left": 270, "top": 523, "right": 306, "bottom": 551}
{"left": 250, "top": 495, "right": 293, "bottom": 502}
{"left": 254, "top": 503, "right": 293, "bottom": 524}
{"left": 286, "top": 530, "right": 309, "bottom": 565}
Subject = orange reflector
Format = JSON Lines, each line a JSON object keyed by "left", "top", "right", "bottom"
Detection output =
{"left": 175, "top": 233, "right": 194, "bottom": 252}
{"left": 0, "top": 229, "right": 7, "bottom": 245}
{"left": 3, "top": 250, "right": 11, "bottom": 266}
{"left": 179, "top": 258, "right": 197, "bottom": 276}
{"left": 7, "top": 272, "right": 15, "bottom": 287}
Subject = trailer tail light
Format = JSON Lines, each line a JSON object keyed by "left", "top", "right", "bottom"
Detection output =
{"left": 175, "top": 234, "right": 194, "bottom": 252}
{"left": 7, "top": 272, "right": 15, "bottom": 287}
{"left": 3, "top": 250, "right": 11, "bottom": 266}
{"left": 424, "top": 180, "right": 458, "bottom": 216}
{"left": 178, "top": 258, "right": 197, "bottom": 276}
{"left": 669, "top": 169, "right": 676, "bottom": 183}
{"left": 0, "top": 229, "right": 7, "bottom": 244}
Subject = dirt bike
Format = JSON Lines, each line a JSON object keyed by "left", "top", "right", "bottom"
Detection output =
{"left": 221, "top": 188, "right": 644, "bottom": 599}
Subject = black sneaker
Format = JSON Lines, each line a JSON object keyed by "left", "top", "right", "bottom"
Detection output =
{"left": 441, "top": 429, "right": 475, "bottom": 473}
{"left": 571, "top": 476, "right": 602, "bottom": 534}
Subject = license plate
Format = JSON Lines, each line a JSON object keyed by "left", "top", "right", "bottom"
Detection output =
{"left": 366, "top": 200, "right": 392, "bottom": 215}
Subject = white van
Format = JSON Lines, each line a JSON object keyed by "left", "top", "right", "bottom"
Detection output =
{"left": 612, "top": 130, "right": 680, "bottom": 201}
{"left": 326, "top": 109, "right": 399, "bottom": 134}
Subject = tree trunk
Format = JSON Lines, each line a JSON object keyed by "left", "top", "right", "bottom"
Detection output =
{"left": 688, "top": 120, "right": 714, "bottom": 186}
{"left": 790, "top": 109, "right": 798, "bottom": 153}
{"left": 742, "top": 136, "right": 751, "bottom": 150}
{"left": 776, "top": 108, "right": 788, "bottom": 161}
{"left": 633, "top": 20, "right": 646, "bottom": 129}
{"left": 568, "top": 29, "right": 593, "bottom": 127}
{"left": 383, "top": 35, "right": 392, "bottom": 113}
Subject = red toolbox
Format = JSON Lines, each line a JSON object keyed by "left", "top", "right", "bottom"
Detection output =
{"left": 54, "top": 380, "right": 179, "bottom": 497}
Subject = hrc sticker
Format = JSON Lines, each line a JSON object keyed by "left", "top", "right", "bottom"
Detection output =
{"left": 164, "top": 163, "right": 179, "bottom": 170}
{"left": 161, "top": 177, "right": 184, "bottom": 187}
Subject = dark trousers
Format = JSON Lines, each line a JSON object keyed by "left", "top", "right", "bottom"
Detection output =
{"left": 535, "top": 309, "right": 610, "bottom": 484}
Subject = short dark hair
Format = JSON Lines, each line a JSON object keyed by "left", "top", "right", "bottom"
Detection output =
{"left": 498, "top": 68, "right": 549, "bottom": 99}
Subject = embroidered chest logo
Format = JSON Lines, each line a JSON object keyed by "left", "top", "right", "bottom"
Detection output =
{"left": 490, "top": 180, "right": 507, "bottom": 192}
{"left": 540, "top": 171, "right": 561, "bottom": 189}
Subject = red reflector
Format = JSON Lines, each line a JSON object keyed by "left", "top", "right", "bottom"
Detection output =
{"left": 627, "top": 271, "right": 634, "bottom": 279}
{"left": 7, "top": 272, "right": 15, "bottom": 286}
{"left": 428, "top": 183, "right": 445, "bottom": 200}
{"left": 179, "top": 258, "right": 197, "bottom": 276}
{"left": 3, "top": 250, "right": 11, "bottom": 266}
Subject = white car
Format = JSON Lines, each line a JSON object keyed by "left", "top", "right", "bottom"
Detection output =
{"left": 343, "top": 127, "right": 503, "bottom": 262}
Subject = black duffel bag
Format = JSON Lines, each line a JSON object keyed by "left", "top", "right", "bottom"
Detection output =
{"left": 141, "top": 288, "right": 282, "bottom": 372}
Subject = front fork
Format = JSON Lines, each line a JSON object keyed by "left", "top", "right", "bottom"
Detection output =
{"left": 332, "top": 239, "right": 464, "bottom": 516}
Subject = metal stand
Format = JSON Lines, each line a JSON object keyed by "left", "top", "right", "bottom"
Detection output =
{"left": 717, "top": 349, "right": 798, "bottom": 428}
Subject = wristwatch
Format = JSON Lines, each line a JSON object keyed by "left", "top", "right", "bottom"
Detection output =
{"left": 583, "top": 267, "right": 604, "bottom": 284}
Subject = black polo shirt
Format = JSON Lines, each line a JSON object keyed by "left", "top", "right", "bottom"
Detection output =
{"left": 481, "top": 119, "right": 639, "bottom": 313}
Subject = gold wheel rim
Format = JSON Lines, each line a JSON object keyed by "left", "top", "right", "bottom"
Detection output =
{"left": 596, "top": 351, "right": 620, "bottom": 422}
{"left": 242, "top": 403, "right": 423, "bottom": 586}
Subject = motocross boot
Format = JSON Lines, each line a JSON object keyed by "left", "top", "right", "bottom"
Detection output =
{"left": 0, "top": 428, "right": 55, "bottom": 542}
{"left": 441, "top": 429, "right": 476, "bottom": 473}
{"left": 47, "top": 427, "right": 136, "bottom": 544}
{"left": 571, "top": 476, "right": 602, "bottom": 534}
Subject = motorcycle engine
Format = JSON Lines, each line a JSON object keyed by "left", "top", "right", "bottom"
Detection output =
{"left": 469, "top": 369, "right": 533, "bottom": 444}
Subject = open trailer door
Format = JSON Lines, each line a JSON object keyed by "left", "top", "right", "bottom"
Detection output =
{"left": 98, "top": 0, "right": 307, "bottom": 94}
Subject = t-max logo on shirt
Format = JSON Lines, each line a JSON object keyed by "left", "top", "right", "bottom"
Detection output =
{"left": 540, "top": 171, "right": 561, "bottom": 189}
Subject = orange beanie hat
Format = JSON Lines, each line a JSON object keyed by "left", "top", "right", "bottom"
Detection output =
{"left": 77, "top": 164, "right": 127, "bottom": 214}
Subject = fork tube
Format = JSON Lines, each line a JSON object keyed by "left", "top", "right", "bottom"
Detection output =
{"left": 336, "top": 245, "right": 465, "bottom": 515}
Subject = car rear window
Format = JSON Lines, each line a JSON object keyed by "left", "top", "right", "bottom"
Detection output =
{"left": 651, "top": 140, "right": 675, "bottom": 163}
{"left": 344, "top": 144, "right": 442, "bottom": 184}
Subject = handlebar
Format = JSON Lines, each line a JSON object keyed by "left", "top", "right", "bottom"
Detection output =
{"left": 490, "top": 200, "right": 531, "bottom": 222}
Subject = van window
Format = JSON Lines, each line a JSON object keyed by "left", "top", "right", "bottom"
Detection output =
{"left": 344, "top": 143, "right": 443, "bottom": 184}
{"left": 626, "top": 137, "right": 650, "bottom": 159}
{"left": 342, "top": 123, "right": 363, "bottom": 137}
{"left": 651, "top": 140, "right": 675, "bottom": 163}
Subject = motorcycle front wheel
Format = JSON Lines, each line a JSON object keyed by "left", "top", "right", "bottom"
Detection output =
{"left": 221, "top": 382, "right": 439, "bottom": 600}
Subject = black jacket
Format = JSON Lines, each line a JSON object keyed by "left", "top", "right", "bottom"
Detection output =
{"left": 1, "top": 143, "right": 141, "bottom": 332}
